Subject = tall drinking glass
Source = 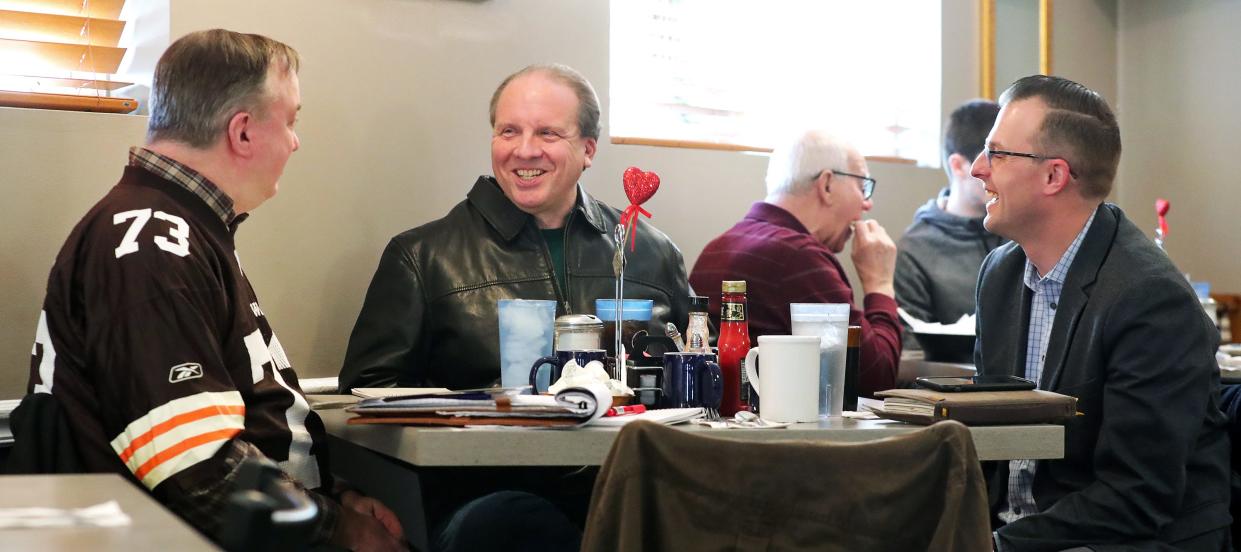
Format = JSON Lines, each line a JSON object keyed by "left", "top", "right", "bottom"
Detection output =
{"left": 498, "top": 299, "right": 556, "bottom": 389}
{"left": 790, "top": 303, "right": 850, "bottom": 417}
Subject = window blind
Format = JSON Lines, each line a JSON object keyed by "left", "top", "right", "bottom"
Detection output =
{"left": 0, "top": 0, "right": 137, "bottom": 113}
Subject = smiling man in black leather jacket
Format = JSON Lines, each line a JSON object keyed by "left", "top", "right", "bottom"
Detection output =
{"left": 339, "top": 64, "right": 690, "bottom": 392}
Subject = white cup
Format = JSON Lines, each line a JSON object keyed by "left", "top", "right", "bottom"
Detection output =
{"left": 743, "top": 335, "right": 822, "bottom": 422}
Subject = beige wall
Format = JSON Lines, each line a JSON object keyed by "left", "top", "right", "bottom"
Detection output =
{"left": 1116, "top": 0, "right": 1241, "bottom": 293}
{"left": 0, "top": 0, "right": 995, "bottom": 398}
{"left": 0, "top": 109, "right": 150, "bottom": 397}
{"left": 1053, "top": 0, "right": 1119, "bottom": 106}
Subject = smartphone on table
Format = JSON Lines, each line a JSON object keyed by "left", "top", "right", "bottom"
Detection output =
{"left": 914, "top": 375, "right": 1036, "bottom": 392}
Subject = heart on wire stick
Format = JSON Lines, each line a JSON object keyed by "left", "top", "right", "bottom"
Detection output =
{"left": 623, "top": 167, "right": 660, "bottom": 206}
{"left": 1155, "top": 198, "right": 1170, "bottom": 237}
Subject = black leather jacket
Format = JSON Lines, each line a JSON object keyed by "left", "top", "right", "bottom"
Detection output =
{"left": 339, "top": 176, "right": 691, "bottom": 391}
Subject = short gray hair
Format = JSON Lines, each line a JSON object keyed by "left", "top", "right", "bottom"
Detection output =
{"left": 147, "top": 29, "right": 300, "bottom": 148}
{"left": 764, "top": 130, "right": 851, "bottom": 197}
{"left": 489, "top": 63, "right": 601, "bottom": 140}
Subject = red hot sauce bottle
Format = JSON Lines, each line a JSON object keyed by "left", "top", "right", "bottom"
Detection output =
{"left": 717, "top": 280, "right": 752, "bottom": 416}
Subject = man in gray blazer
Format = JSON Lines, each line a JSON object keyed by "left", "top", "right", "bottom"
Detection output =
{"left": 972, "top": 75, "right": 1230, "bottom": 550}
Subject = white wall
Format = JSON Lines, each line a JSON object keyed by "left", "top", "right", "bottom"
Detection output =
{"left": 0, "top": 0, "right": 995, "bottom": 397}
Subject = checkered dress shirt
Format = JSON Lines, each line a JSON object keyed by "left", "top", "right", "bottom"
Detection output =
{"left": 998, "top": 210, "right": 1097, "bottom": 526}
{"left": 128, "top": 147, "right": 236, "bottom": 224}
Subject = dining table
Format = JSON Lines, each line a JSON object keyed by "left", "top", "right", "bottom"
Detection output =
{"left": 311, "top": 384, "right": 1063, "bottom": 550}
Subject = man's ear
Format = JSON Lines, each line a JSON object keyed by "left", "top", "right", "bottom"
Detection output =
{"left": 582, "top": 137, "right": 597, "bottom": 170}
{"left": 1043, "top": 159, "right": 1073, "bottom": 196}
{"left": 816, "top": 171, "right": 834, "bottom": 206}
{"left": 948, "top": 152, "right": 971, "bottom": 179}
{"left": 226, "top": 111, "right": 253, "bottom": 157}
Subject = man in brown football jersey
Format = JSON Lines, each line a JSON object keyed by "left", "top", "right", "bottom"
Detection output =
{"left": 23, "top": 29, "right": 404, "bottom": 551}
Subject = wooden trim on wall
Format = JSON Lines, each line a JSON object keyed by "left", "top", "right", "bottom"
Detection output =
{"left": 0, "top": 90, "right": 138, "bottom": 113}
{"left": 865, "top": 155, "right": 918, "bottom": 166}
{"left": 609, "top": 136, "right": 917, "bottom": 165}
{"left": 1039, "top": 0, "right": 1053, "bottom": 75}
{"left": 611, "top": 136, "right": 773, "bottom": 153}
{"left": 979, "top": 0, "right": 995, "bottom": 100}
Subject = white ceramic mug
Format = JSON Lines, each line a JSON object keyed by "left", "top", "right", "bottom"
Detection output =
{"left": 743, "top": 335, "right": 822, "bottom": 422}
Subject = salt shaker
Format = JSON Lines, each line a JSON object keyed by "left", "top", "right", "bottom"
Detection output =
{"left": 684, "top": 295, "right": 711, "bottom": 353}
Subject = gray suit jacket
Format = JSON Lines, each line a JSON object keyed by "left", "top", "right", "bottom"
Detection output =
{"left": 975, "top": 203, "right": 1230, "bottom": 551}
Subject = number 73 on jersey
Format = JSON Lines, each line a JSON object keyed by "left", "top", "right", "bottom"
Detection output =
{"left": 113, "top": 208, "right": 191, "bottom": 258}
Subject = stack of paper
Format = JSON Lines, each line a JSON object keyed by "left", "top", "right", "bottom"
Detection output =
{"left": 347, "top": 384, "right": 613, "bottom": 428}
{"left": 592, "top": 408, "right": 703, "bottom": 427}
{"left": 352, "top": 387, "right": 451, "bottom": 399}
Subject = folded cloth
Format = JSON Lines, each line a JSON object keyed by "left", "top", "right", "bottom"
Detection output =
{"left": 0, "top": 500, "right": 131, "bottom": 529}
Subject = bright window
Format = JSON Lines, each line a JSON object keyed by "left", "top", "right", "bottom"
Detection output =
{"left": 0, "top": 0, "right": 139, "bottom": 113}
{"left": 610, "top": 0, "right": 942, "bottom": 167}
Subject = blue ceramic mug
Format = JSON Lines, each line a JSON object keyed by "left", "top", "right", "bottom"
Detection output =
{"left": 528, "top": 349, "right": 607, "bottom": 393}
{"left": 661, "top": 352, "right": 723, "bottom": 409}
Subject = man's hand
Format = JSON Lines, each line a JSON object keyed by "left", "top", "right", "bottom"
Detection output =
{"left": 331, "top": 490, "right": 407, "bottom": 552}
{"left": 850, "top": 219, "right": 897, "bottom": 297}
{"left": 341, "top": 489, "right": 404, "bottom": 540}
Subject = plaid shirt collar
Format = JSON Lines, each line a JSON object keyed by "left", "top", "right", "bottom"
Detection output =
{"left": 1023, "top": 209, "right": 1097, "bottom": 290}
{"left": 128, "top": 147, "right": 236, "bottom": 224}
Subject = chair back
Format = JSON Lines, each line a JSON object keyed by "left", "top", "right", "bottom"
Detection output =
{"left": 582, "top": 420, "right": 990, "bottom": 552}
{"left": 217, "top": 458, "right": 319, "bottom": 552}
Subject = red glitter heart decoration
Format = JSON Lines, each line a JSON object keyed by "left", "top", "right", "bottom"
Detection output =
{"left": 623, "top": 167, "right": 660, "bottom": 206}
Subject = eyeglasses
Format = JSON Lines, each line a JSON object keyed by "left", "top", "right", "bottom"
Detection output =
{"left": 816, "top": 170, "right": 876, "bottom": 200}
{"left": 980, "top": 147, "right": 1078, "bottom": 179}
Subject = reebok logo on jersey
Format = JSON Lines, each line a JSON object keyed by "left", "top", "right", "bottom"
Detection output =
{"left": 168, "top": 363, "right": 203, "bottom": 383}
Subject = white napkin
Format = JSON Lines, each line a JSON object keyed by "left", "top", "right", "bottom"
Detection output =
{"left": 547, "top": 360, "right": 633, "bottom": 397}
{"left": 0, "top": 500, "right": 131, "bottom": 529}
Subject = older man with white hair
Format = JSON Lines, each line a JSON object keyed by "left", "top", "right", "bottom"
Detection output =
{"left": 690, "top": 130, "right": 902, "bottom": 396}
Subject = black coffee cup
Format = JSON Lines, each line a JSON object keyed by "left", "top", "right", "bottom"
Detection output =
{"left": 528, "top": 349, "right": 607, "bottom": 393}
{"left": 661, "top": 352, "right": 723, "bottom": 409}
